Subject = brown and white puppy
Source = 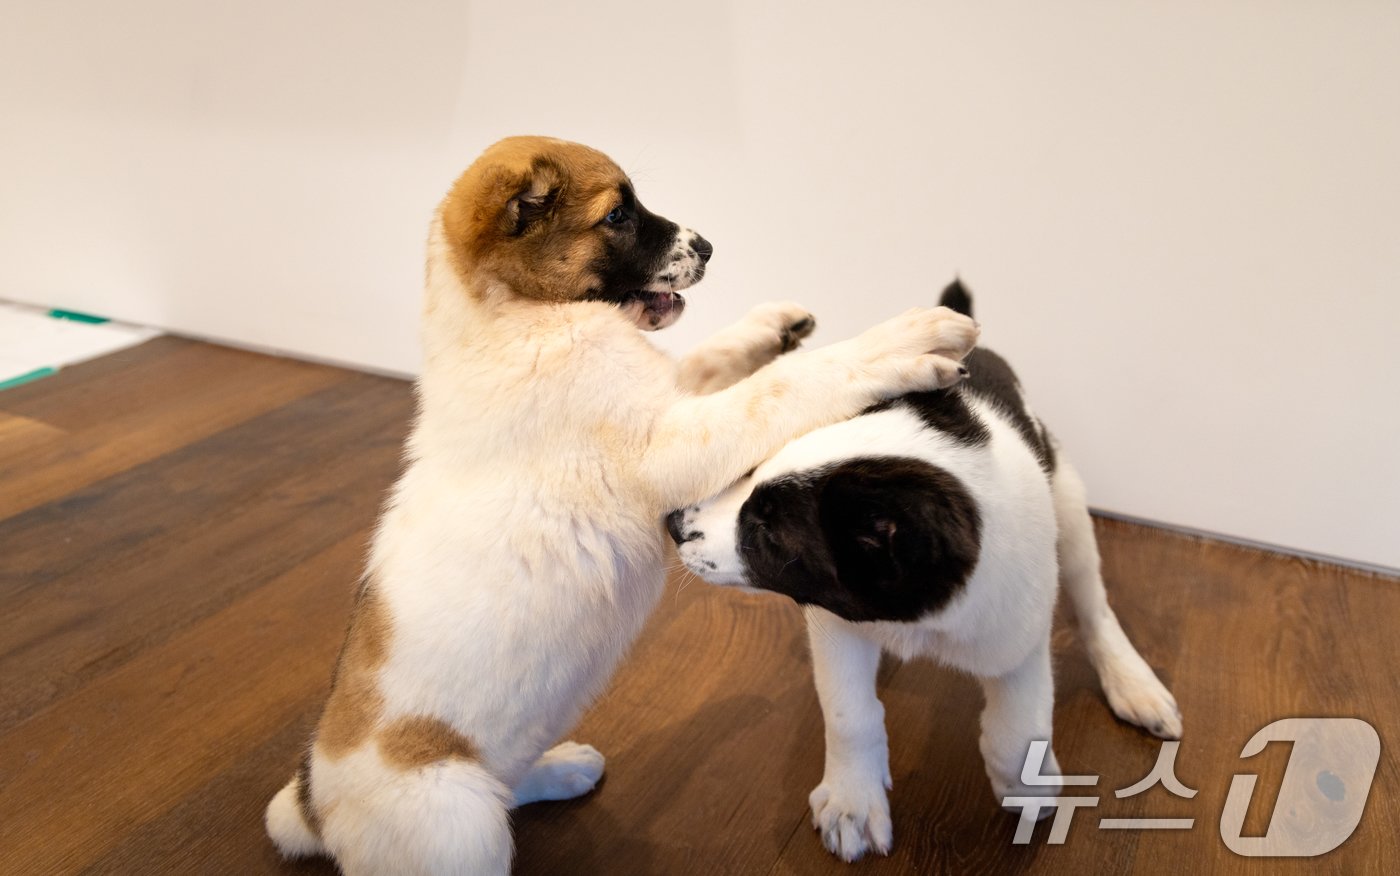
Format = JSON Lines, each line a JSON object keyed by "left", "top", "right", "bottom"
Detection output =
{"left": 265, "top": 136, "right": 979, "bottom": 875}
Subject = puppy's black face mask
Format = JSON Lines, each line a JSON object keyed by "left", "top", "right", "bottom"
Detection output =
{"left": 593, "top": 187, "right": 677, "bottom": 287}
{"left": 582, "top": 184, "right": 713, "bottom": 330}
{"left": 736, "top": 457, "right": 982, "bottom": 623}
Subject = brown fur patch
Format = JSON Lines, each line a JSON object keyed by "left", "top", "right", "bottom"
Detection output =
{"left": 745, "top": 379, "right": 789, "bottom": 421}
{"left": 377, "top": 715, "right": 480, "bottom": 770}
{"left": 439, "top": 136, "right": 629, "bottom": 303}
{"left": 315, "top": 578, "right": 391, "bottom": 759}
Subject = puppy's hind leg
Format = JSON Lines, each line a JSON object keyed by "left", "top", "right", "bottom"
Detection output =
{"left": 512, "top": 741, "right": 607, "bottom": 806}
{"left": 977, "top": 635, "right": 1063, "bottom": 810}
{"left": 676, "top": 302, "right": 816, "bottom": 394}
{"left": 1053, "top": 457, "right": 1182, "bottom": 739}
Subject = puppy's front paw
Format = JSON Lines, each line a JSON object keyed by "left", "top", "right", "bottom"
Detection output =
{"left": 744, "top": 301, "right": 816, "bottom": 353}
{"left": 512, "top": 741, "right": 606, "bottom": 806}
{"left": 809, "top": 775, "right": 893, "bottom": 862}
{"left": 856, "top": 302, "right": 980, "bottom": 366}
{"left": 910, "top": 305, "right": 979, "bottom": 359}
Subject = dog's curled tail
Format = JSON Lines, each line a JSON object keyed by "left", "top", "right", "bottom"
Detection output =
{"left": 939, "top": 278, "right": 974, "bottom": 319}
{"left": 266, "top": 772, "right": 324, "bottom": 859}
{"left": 267, "top": 758, "right": 514, "bottom": 875}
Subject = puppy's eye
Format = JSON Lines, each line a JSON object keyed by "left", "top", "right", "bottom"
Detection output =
{"left": 603, "top": 206, "right": 626, "bottom": 225}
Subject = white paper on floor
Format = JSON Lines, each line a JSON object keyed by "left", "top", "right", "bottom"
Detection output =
{"left": 0, "top": 302, "right": 160, "bottom": 388}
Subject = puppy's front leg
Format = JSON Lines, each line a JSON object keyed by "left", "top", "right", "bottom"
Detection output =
{"left": 806, "top": 608, "right": 893, "bottom": 862}
{"left": 642, "top": 305, "right": 978, "bottom": 510}
{"left": 677, "top": 302, "right": 816, "bottom": 394}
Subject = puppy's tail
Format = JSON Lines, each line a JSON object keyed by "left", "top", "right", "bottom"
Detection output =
{"left": 277, "top": 757, "right": 515, "bottom": 875}
{"left": 266, "top": 771, "right": 325, "bottom": 859}
{"left": 938, "top": 278, "right": 974, "bottom": 318}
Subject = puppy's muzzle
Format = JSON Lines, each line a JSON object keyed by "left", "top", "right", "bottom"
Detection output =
{"left": 665, "top": 509, "right": 696, "bottom": 544}
{"left": 691, "top": 235, "right": 713, "bottom": 264}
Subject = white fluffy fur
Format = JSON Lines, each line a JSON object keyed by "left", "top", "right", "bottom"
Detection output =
{"left": 677, "top": 394, "right": 1182, "bottom": 862}
{"left": 265, "top": 204, "right": 979, "bottom": 874}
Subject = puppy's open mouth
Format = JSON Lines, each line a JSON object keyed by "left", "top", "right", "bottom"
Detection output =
{"left": 629, "top": 289, "right": 685, "bottom": 324}
{"left": 590, "top": 289, "right": 686, "bottom": 331}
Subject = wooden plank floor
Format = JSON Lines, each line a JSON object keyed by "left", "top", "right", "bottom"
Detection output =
{"left": 1, "top": 337, "right": 1395, "bottom": 874}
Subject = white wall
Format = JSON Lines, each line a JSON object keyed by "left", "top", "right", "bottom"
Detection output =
{"left": 3, "top": 1, "right": 1398, "bottom": 569}
{"left": 0, "top": 0, "right": 472, "bottom": 372}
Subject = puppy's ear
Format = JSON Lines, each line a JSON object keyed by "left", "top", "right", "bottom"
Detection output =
{"left": 818, "top": 457, "right": 981, "bottom": 621}
{"left": 820, "top": 468, "right": 908, "bottom": 583}
{"left": 498, "top": 158, "right": 565, "bottom": 236}
{"left": 853, "top": 518, "right": 898, "bottom": 553}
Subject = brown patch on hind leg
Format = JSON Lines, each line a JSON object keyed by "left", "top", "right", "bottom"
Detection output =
{"left": 316, "top": 578, "right": 393, "bottom": 759}
{"left": 378, "top": 715, "right": 481, "bottom": 770}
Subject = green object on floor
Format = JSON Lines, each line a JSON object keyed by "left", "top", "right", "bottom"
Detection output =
{"left": 47, "top": 308, "right": 110, "bottom": 324}
{"left": 0, "top": 366, "right": 58, "bottom": 391}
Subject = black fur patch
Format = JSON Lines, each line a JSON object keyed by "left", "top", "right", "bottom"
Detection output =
{"left": 584, "top": 184, "right": 681, "bottom": 302}
{"left": 863, "top": 348, "right": 1055, "bottom": 475}
{"left": 866, "top": 387, "right": 991, "bottom": 448}
{"left": 960, "top": 348, "right": 1056, "bottom": 473}
{"left": 736, "top": 457, "right": 981, "bottom": 622}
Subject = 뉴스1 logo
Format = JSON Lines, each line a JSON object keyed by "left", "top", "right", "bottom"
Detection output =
{"left": 1220, "top": 718, "right": 1380, "bottom": 857}
{"left": 1003, "top": 718, "right": 1380, "bottom": 857}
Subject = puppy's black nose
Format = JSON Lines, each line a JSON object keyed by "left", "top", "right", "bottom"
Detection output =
{"left": 691, "top": 235, "right": 713, "bottom": 264}
{"left": 665, "top": 509, "right": 688, "bottom": 544}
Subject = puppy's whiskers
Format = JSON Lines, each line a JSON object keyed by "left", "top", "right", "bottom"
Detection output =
{"left": 811, "top": 617, "right": 839, "bottom": 649}
{"left": 673, "top": 568, "right": 700, "bottom": 600}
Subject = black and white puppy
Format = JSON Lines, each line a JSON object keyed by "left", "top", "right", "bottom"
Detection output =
{"left": 668, "top": 282, "right": 1182, "bottom": 861}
